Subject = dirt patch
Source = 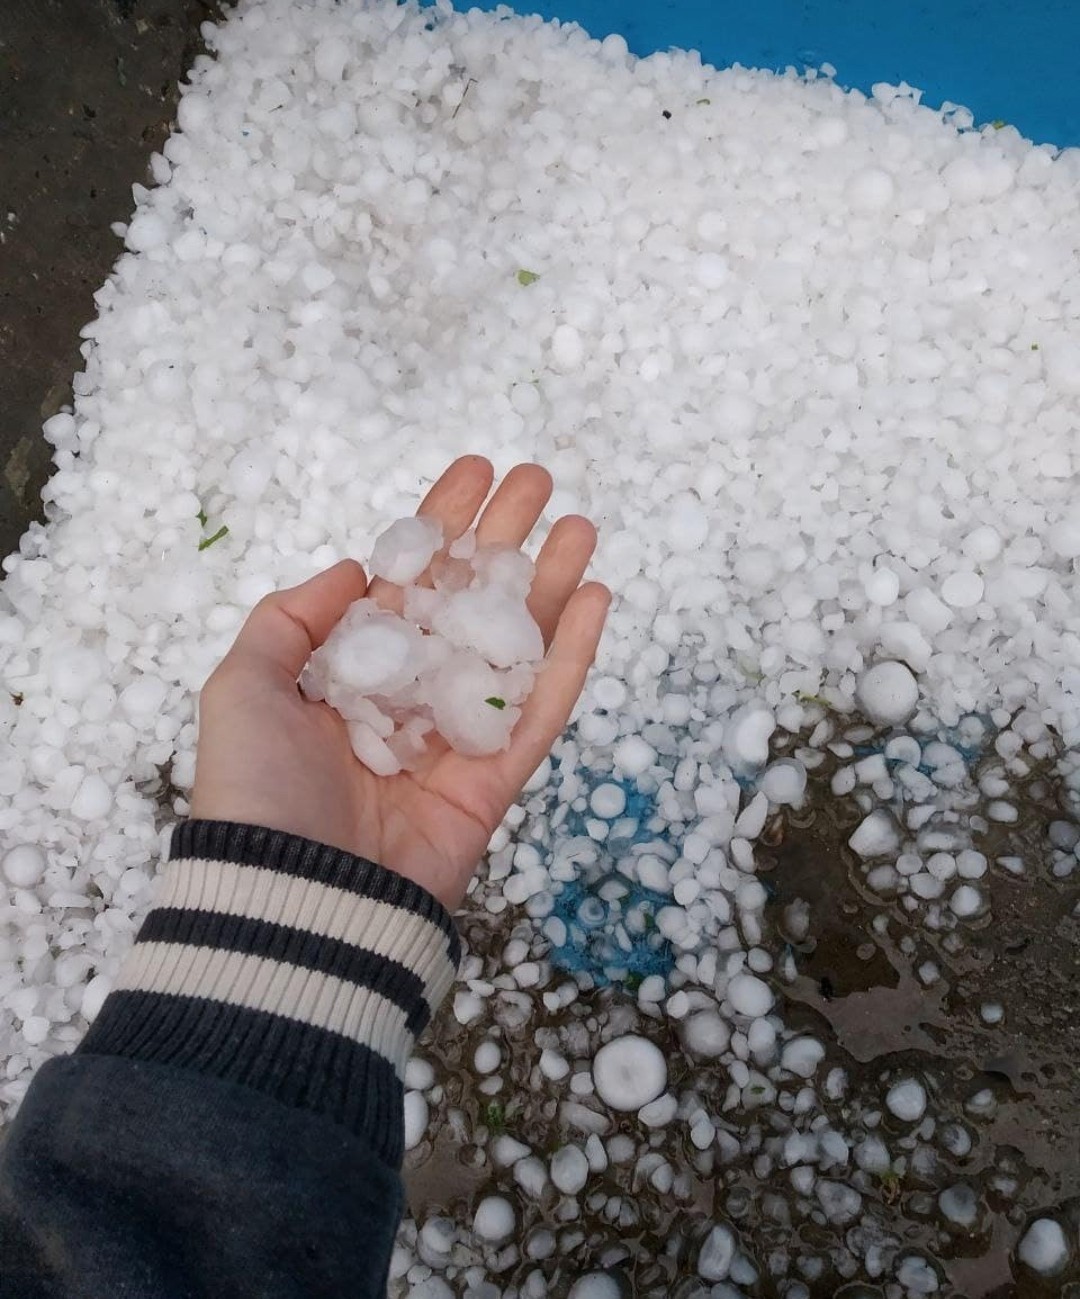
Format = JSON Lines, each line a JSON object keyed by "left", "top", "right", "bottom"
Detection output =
{"left": 0, "top": 0, "right": 222, "bottom": 559}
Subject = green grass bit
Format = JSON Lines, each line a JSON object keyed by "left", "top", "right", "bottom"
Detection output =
{"left": 198, "top": 525, "right": 230, "bottom": 552}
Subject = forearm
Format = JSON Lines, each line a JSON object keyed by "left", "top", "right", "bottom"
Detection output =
{"left": 0, "top": 821, "right": 459, "bottom": 1298}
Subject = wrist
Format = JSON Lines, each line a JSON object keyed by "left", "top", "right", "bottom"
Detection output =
{"left": 79, "top": 820, "right": 460, "bottom": 1165}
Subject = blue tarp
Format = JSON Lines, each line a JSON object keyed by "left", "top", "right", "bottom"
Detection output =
{"left": 462, "top": 0, "right": 1080, "bottom": 147}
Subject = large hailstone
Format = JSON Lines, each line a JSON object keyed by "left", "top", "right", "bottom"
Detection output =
{"left": 426, "top": 654, "right": 528, "bottom": 757}
{"left": 302, "top": 520, "right": 546, "bottom": 774}
{"left": 592, "top": 1035, "right": 667, "bottom": 1111}
{"left": 369, "top": 515, "right": 443, "bottom": 585}
{"left": 430, "top": 585, "right": 544, "bottom": 668}
{"left": 856, "top": 661, "right": 919, "bottom": 725}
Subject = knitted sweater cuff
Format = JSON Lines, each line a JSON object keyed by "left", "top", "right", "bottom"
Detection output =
{"left": 77, "top": 820, "right": 460, "bottom": 1167}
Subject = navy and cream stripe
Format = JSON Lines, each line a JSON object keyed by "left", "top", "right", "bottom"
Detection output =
{"left": 78, "top": 821, "right": 460, "bottom": 1166}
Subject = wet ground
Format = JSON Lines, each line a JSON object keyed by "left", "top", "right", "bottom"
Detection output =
{"left": 403, "top": 724, "right": 1080, "bottom": 1298}
{"left": 769, "top": 749, "right": 1080, "bottom": 1298}
{"left": 0, "top": 0, "right": 220, "bottom": 559}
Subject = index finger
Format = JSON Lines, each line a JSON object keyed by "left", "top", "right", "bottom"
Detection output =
{"left": 367, "top": 455, "right": 495, "bottom": 610}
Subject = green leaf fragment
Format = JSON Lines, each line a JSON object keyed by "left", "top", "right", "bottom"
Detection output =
{"left": 484, "top": 1102, "right": 505, "bottom": 1134}
{"left": 196, "top": 507, "right": 208, "bottom": 527}
{"left": 485, "top": 696, "right": 506, "bottom": 710}
{"left": 992, "top": 119, "right": 1007, "bottom": 130}
{"left": 696, "top": 98, "right": 711, "bottom": 105}
{"left": 1031, "top": 342, "right": 1040, "bottom": 350}
{"left": 198, "top": 525, "right": 230, "bottom": 552}
{"left": 516, "top": 269, "right": 540, "bottom": 286}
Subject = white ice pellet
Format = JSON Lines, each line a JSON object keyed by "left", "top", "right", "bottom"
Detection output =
{"left": 727, "top": 973, "right": 774, "bottom": 1018}
{"left": 895, "top": 1255, "right": 940, "bottom": 1295}
{"left": 855, "top": 1135, "right": 891, "bottom": 1175}
{"left": 734, "top": 792, "right": 769, "bottom": 839}
{"left": 592, "top": 677, "right": 627, "bottom": 711}
{"left": 722, "top": 704, "right": 776, "bottom": 773}
{"left": 453, "top": 991, "right": 484, "bottom": 1026}
{"left": 666, "top": 495, "right": 710, "bottom": 551}
{"left": 1017, "top": 1218, "right": 1070, "bottom": 1276}
{"left": 780, "top": 1037, "right": 825, "bottom": 1078}
{"left": 1047, "top": 519, "right": 1080, "bottom": 560}
{"left": 589, "top": 783, "right": 626, "bottom": 820}
{"left": 592, "top": 1035, "right": 667, "bottom": 1111}
{"left": 926, "top": 853, "right": 956, "bottom": 881}
{"left": 70, "top": 775, "right": 113, "bottom": 822}
{"left": 905, "top": 588, "right": 953, "bottom": 636}
{"left": 118, "top": 676, "right": 168, "bottom": 718}
{"left": 638, "top": 1093, "right": 678, "bottom": 1127}
{"left": 941, "top": 571, "right": 984, "bottom": 609}
{"left": 849, "top": 811, "right": 901, "bottom": 859}
{"left": 472, "top": 1196, "right": 515, "bottom": 1244}
{"left": 21, "top": 1017, "right": 51, "bottom": 1047}
{"left": 845, "top": 166, "right": 895, "bottom": 212}
{"left": 939, "top": 1184, "right": 979, "bottom": 1226}
{"left": 759, "top": 760, "right": 807, "bottom": 807}
{"left": 956, "top": 850, "right": 988, "bottom": 879}
{"left": 403, "top": 1091, "right": 429, "bottom": 1151}
{"left": 567, "top": 1275, "right": 623, "bottom": 1299}
{"left": 816, "top": 1180, "right": 862, "bottom": 1226}
{"left": 911, "top": 872, "right": 944, "bottom": 900}
{"left": 2, "top": 845, "right": 46, "bottom": 889}
{"left": 950, "top": 884, "right": 983, "bottom": 917}
{"left": 747, "top": 1017, "right": 777, "bottom": 1061}
{"left": 885, "top": 1078, "right": 927, "bottom": 1122}
{"left": 611, "top": 736, "right": 656, "bottom": 778}
{"left": 80, "top": 974, "right": 112, "bottom": 1023}
{"left": 405, "top": 1058, "right": 435, "bottom": 1092}
{"left": 513, "top": 1156, "right": 549, "bottom": 1198}
{"left": 864, "top": 566, "right": 900, "bottom": 606}
{"left": 690, "top": 1114, "right": 715, "bottom": 1151}
{"left": 962, "top": 525, "right": 1003, "bottom": 563}
{"left": 550, "top": 324, "right": 584, "bottom": 372}
{"left": 492, "top": 1136, "right": 531, "bottom": 1168}
{"left": 473, "top": 1041, "right": 502, "bottom": 1075}
{"left": 856, "top": 662, "right": 919, "bottom": 726}
{"left": 550, "top": 1145, "right": 590, "bottom": 1196}
{"left": 682, "top": 1011, "right": 731, "bottom": 1058}
{"left": 369, "top": 516, "right": 443, "bottom": 586}
{"left": 538, "top": 1049, "right": 569, "bottom": 1082}
{"left": 697, "top": 1224, "right": 736, "bottom": 1281}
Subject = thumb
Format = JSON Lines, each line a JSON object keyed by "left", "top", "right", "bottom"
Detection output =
{"left": 227, "top": 560, "right": 368, "bottom": 679}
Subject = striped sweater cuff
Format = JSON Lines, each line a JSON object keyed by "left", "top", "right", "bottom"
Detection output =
{"left": 78, "top": 821, "right": 460, "bottom": 1166}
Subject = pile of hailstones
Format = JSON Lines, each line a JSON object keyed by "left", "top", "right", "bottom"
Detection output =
{"left": 302, "top": 516, "right": 544, "bottom": 772}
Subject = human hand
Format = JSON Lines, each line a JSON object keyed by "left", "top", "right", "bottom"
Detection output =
{"left": 190, "top": 457, "right": 610, "bottom": 911}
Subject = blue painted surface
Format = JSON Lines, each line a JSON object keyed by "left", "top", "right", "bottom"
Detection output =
{"left": 541, "top": 714, "right": 994, "bottom": 989}
{"left": 463, "top": 0, "right": 1080, "bottom": 147}
{"left": 545, "top": 773, "right": 676, "bottom": 987}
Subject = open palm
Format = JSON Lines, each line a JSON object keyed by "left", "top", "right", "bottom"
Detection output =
{"left": 191, "top": 457, "right": 609, "bottom": 911}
